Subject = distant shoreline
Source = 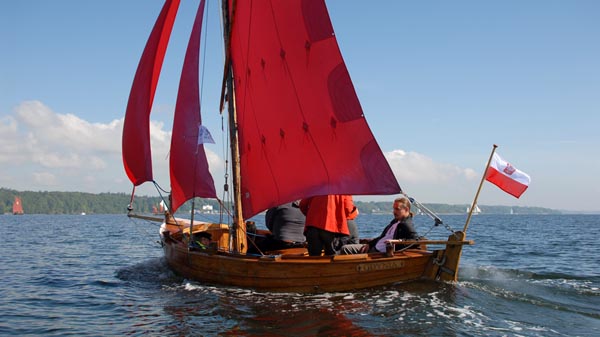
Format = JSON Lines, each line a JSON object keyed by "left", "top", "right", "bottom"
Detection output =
{"left": 1, "top": 188, "right": 567, "bottom": 215}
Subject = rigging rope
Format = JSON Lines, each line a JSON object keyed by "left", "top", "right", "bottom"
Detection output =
{"left": 404, "top": 193, "right": 456, "bottom": 234}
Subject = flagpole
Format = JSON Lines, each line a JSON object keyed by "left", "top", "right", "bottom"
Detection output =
{"left": 463, "top": 144, "right": 498, "bottom": 234}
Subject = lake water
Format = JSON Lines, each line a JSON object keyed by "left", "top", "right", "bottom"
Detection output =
{"left": 0, "top": 213, "right": 598, "bottom": 336}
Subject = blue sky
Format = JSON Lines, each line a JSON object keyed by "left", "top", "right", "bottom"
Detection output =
{"left": 2, "top": 1, "right": 599, "bottom": 212}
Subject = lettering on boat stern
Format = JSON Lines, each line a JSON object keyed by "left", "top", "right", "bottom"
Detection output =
{"left": 357, "top": 260, "right": 405, "bottom": 272}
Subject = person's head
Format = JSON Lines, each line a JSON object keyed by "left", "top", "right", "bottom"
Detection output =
{"left": 392, "top": 197, "right": 412, "bottom": 220}
{"left": 195, "top": 231, "right": 212, "bottom": 245}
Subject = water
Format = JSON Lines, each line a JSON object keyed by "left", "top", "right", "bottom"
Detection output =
{"left": 1, "top": 213, "right": 598, "bottom": 336}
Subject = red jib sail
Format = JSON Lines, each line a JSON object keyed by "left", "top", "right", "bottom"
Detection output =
{"left": 122, "top": 0, "right": 180, "bottom": 186}
{"left": 228, "top": 0, "right": 401, "bottom": 218}
{"left": 169, "top": 0, "right": 216, "bottom": 213}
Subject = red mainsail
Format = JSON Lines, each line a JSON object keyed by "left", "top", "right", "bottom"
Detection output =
{"left": 228, "top": 0, "right": 401, "bottom": 218}
{"left": 122, "top": 0, "right": 180, "bottom": 186}
{"left": 169, "top": 0, "right": 216, "bottom": 213}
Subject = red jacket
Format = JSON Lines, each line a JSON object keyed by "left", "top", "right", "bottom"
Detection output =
{"left": 299, "top": 195, "right": 355, "bottom": 235}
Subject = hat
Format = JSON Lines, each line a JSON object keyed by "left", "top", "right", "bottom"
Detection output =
{"left": 195, "top": 231, "right": 212, "bottom": 240}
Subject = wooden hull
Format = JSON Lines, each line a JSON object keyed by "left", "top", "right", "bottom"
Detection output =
{"left": 160, "top": 223, "right": 471, "bottom": 293}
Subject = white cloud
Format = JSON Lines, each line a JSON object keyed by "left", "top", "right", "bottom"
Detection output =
{"left": 1, "top": 101, "right": 477, "bottom": 201}
{"left": 386, "top": 149, "right": 478, "bottom": 183}
{"left": 376, "top": 149, "right": 481, "bottom": 205}
{"left": 1, "top": 100, "right": 226, "bottom": 195}
{"left": 16, "top": 101, "right": 122, "bottom": 154}
{"left": 5, "top": 102, "right": 595, "bottom": 211}
{"left": 33, "top": 172, "right": 58, "bottom": 186}
{"left": 5, "top": 101, "right": 552, "bottom": 209}
{"left": 0, "top": 115, "right": 26, "bottom": 164}
{"left": 34, "top": 152, "right": 83, "bottom": 168}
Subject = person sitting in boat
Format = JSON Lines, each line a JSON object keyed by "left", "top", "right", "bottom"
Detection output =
{"left": 340, "top": 197, "right": 418, "bottom": 254}
{"left": 300, "top": 195, "right": 355, "bottom": 256}
{"left": 190, "top": 231, "right": 212, "bottom": 250}
{"left": 258, "top": 201, "right": 306, "bottom": 252}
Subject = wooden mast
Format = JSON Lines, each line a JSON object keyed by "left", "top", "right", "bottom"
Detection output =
{"left": 435, "top": 144, "right": 498, "bottom": 282}
{"left": 221, "top": 0, "right": 246, "bottom": 253}
{"left": 463, "top": 144, "right": 498, "bottom": 233}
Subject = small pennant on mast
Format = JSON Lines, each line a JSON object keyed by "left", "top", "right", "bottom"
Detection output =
{"left": 197, "top": 125, "right": 215, "bottom": 145}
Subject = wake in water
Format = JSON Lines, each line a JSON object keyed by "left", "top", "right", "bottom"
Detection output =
{"left": 459, "top": 264, "right": 600, "bottom": 335}
{"left": 115, "top": 257, "right": 181, "bottom": 287}
{"left": 115, "top": 262, "right": 598, "bottom": 336}
{"left": 160, "top": 279, "right": 503, "bottom": 336}
{"left": 461, "top": 264, "right": 599, "bottom": 301}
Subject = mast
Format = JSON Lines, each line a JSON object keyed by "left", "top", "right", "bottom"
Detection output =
{"left": 221, "top": 0, "right": 246, "bottom": 253}
{"left": 463, "top": 144, "right": 498, "bottom": 233}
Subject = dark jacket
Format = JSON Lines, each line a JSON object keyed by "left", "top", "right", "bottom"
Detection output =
{"left": 265, "top": 202, "right": 306, "bottom": 243}
{"left": 369, "top": 216, "right": 418, "bottom": 252}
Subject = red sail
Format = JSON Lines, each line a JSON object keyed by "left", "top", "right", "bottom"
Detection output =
{"left": 169, "top": 0, "right": 216, "bottom": 213}
{"left": 13, "top": 196, "right": 24, "bottom": 215}
{"left": 122, "top": 0, "right": 180, "bottom": 186}
{"left": 228, "top": 0, "right": 401, "bottom": 218}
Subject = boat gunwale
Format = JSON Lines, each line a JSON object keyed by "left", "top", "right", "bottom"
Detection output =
{"left": 165, "top": 238, "right": 436, "bottom": 265}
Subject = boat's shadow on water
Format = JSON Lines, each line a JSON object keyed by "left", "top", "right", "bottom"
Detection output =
{"left": 157, "top": 284, "right": 404, "bottom": 336}
{"left": 115, "top": 257, "right": 462, "bottom": 335}
{"left": 137, "top": 268, "right": 465, "bottom": 336}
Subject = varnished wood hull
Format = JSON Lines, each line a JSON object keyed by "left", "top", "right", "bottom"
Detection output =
{"left": 163, "top": 243, "right": 432, "bottom": 293}
{"left": 159, "top": 223, "right": 471, "bottom": 293}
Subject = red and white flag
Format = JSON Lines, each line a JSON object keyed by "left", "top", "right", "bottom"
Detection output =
{"left": 485, "top": 153, "right": 531, "bottom": 198}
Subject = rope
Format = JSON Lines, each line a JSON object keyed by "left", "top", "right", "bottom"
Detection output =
{"left": 126, "top": 213, "right": 165, "bottom": 248}
{"left": 403, "top": 193, "right": 456, "bottom": 234}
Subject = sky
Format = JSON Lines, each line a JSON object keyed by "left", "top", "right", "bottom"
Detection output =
{"left": 1, "top": 0, "right": 599, "bottom": 212}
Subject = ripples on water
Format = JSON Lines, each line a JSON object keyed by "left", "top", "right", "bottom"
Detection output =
{"left": 0, "top": 214, "right": 598, "bottom": 336}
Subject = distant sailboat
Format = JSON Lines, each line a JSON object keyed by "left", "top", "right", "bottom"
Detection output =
{"left": 510, "top": 208, "right": 514, "bottom": 215}
{"left": 153, "top": 200, "right": 169, "bottom": 215}
{"left": 467, "top": 205, "right": 481, "bottom": 215}
{"left": 12, "top": 196, "right": 24, "bottom": 215}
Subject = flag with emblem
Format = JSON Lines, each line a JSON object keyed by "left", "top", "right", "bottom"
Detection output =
{"left": 485, "top": 153, "right": 531, "bottom": 198}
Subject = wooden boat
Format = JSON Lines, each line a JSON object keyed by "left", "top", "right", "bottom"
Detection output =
{"left": 13, "top": 196, "right": 24, "bottom": 215}
{"left": 122, "top": 0, "right": 473, "bottom": 293}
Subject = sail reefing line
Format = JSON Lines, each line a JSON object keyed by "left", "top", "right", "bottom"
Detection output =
{"left": 122, "top": 0, "right": 181, "bottom": 186}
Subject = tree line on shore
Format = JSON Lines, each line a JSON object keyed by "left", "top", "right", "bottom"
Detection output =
{"left": 0, "top": 188, "right": 559, "bottom": 215}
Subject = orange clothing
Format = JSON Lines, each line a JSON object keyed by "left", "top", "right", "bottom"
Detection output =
{"left": 347, "top": 206, "right": 359, "bottom": 220}
{"left": 299, "top": 195, "right": 355, "bottom": 235}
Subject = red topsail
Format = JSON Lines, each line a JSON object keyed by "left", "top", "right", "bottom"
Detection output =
{"left": 169, "top": 0, "right": 216, "bottom": 213}
{"left": 122, "top": 0, "right": 180, "bottom": 186}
